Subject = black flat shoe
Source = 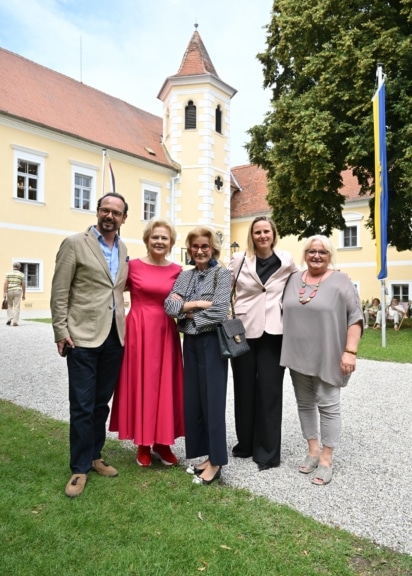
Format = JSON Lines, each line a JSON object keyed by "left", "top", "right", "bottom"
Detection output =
{"left": 232, "top": 444, "right": 252, "bottom": 458}
{"left": 257, "top": 462, "right": 280, "bottom": 472}
{"left": 193, "top": 460, "right": 210, "bottom": 475}
{"left": 232, "top": 450, "right": 252, "bottom": 458}
{"left": 192, "top": 466, "right": 222, "bottom": 485}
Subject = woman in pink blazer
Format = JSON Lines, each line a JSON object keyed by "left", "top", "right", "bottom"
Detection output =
{"left": 228, "top": 216, "right": 298, "bottom": 471}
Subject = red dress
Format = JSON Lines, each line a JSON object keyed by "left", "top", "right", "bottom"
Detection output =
{"left": 109, "top": 259, "right": 184, "bottom": 445}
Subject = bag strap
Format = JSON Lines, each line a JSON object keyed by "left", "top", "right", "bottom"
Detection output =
{"left": 231, "top": 252, "right": 246, "bottom": 300}
{"left": 212, "top": 253, "right": 246, "bottom": 319}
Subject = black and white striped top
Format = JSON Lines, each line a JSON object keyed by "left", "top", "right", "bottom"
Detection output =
{"left": 164, "top": 265, "right": 231, "bottom": 335}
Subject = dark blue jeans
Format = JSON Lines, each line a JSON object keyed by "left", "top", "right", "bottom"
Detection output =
{"left": 183, "top": 331, "right": 228, "bottom": 466}
{"left": 67, "top": 322, "right": 124, "bottom": 473}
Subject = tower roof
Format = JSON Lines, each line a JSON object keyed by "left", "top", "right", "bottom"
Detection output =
{"left": 176, "top": 30, "right": 219, "bottom": 78}
{"left": 157, "top": 28, "right": 236, "bottom": 101}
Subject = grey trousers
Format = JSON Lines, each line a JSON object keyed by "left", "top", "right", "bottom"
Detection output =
{"left": 290, "top": 369, "right": 341, "bottom": 449}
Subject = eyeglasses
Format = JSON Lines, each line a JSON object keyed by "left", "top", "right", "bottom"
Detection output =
{"left": 306, "top": 249, "right": 329, "bottom": 256}
{"left": 98, "top": 207, "right": 124, "bottom": 218}
{"left": 191, "top": 244, "right": 211, "bottom": 252}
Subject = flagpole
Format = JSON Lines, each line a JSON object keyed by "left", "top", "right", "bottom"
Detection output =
{"left": 101, "top": 148, "right": 106, "bottom": 197}
{"left": 380, "top": 279, "right": 386, "bottom": 347}
{"left": 375, "top": 63, "right": 387, "bottom": 348}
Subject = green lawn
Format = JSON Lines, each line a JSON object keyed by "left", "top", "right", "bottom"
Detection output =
{"left": 1, "top": 401, "right": 412, "bottom": 576}
{"left": 359, "top": 317, "right": 412, "bottom": 363}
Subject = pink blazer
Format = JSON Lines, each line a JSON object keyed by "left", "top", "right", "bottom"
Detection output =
{"left": 228, "top": 250, "right": 298, "bottom": 339}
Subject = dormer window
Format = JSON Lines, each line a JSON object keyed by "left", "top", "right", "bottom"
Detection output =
{"left": 185, "top": 100, "right": 196, "bottom": 129}
{"left": 215, "top": 105, "right": 222, "bottom": 134}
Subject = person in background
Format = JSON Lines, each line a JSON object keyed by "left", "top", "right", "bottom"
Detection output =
{"left": 281, "top": 235, "right": 363, "bottom": 485}
{"left": 109, "top": 218, "right": 184, "bottom": 467}
{"left": 3, "top": 262, "right": 26, "bottom": 326}
{"left": 363, "top": 297, "right": 380, "bottom": 329}
{"left": 51, "top": 192, "right": 129, "bottom": 498}
{"left": 374, "top": 297, "right": 405, "bottom": 331}
{"left": 228, "top": 216, "right": 298, "bottom": 471}
{"left": 165, "top": 226, "right": 231, "bottom": 486}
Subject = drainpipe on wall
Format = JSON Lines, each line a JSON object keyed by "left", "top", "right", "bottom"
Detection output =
{"left": 170, "top": 174, "right": 180, "bottom": 262}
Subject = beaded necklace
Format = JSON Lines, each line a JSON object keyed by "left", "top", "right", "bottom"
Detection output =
{"left": 299, "top": 272, "right": 325, "bottom": 305}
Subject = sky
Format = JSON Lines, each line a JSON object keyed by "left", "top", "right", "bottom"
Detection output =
{"left": 0, "top": 0, "right": 274, "bottom": 167}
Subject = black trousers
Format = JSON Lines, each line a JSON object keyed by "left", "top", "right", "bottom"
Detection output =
{"left": 231, "top": 332, "right": 284, "bottom": 467}
{"left": 183, "top": 332, "right": 228, "bottom": 466}
{"left": 67, "top": 320, "right": 124, "bottom": 473}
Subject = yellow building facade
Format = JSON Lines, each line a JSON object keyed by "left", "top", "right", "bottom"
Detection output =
{"left": 0, "top": 30, "right": 235, "bottom": 311}
{"left": 1, "top": 30, "right": 411, "bottom": 312}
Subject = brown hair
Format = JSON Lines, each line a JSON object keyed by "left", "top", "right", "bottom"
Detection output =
{"left": 246, "top": 216, "right": 278, "bottom": 256}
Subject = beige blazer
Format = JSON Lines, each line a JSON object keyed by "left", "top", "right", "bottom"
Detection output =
{"left": 51, "top": 226, "right": 128, "bottom": 347}
{"left": 228, "top": 250, "right": 298, "bottom": 339}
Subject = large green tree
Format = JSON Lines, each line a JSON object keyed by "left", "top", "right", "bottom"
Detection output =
{"left": 246, "top": 0, "right": 412, "bottom": 250}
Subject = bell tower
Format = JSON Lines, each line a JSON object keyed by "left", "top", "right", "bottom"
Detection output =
{"left": 158, "top": 25, "right": 237, "bottom": 263}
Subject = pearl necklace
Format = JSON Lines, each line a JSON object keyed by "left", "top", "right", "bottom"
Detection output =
{"left": 299, "top": 272, "right": 325, "bottom": 305}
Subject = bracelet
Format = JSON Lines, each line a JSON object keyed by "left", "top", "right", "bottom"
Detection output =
{"left": 344, "top": 349, "right": 357, "bottom": 356}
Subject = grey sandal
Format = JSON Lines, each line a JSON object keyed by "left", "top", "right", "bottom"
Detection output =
{"left": 311, "top": 464, "right": 333, "bottom": 485}
{"left": 299, "top": 455, "right": 319, "bottom": 474}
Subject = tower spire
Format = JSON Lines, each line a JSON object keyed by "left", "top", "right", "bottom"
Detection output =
{"left": 176, "top": 29, "right": 218, "bottom": 77}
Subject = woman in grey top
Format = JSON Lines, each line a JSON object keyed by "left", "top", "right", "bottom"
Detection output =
{"left": 280, "top": 235, "right": 363, "bottom": 485}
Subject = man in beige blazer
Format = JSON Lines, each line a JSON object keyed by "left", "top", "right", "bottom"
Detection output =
{"left": 51, "top": 192, "right": 129, "bottom": 497}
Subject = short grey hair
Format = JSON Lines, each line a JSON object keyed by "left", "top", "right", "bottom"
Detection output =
{"left": 13, "top": 262, "right": 22, "bottom": 270}
{"left": 301, "top": 235, "right": 336, "bottom": 268}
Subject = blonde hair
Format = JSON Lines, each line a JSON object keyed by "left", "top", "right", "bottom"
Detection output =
{"left": 246, "top": 216, "right": 278, "bottom": 256}
{"left": 185, "top": 226, "right": 222, "bottom": 260}
{"left": 142, "top": 218, "right": 177, "bottom": 254}
{"left": 301, "top": 235, "right": 336, "bottom": 268}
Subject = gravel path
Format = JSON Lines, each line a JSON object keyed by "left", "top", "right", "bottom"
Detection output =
{"left": 1, "top": 311, "right": 411, "bottom": 556}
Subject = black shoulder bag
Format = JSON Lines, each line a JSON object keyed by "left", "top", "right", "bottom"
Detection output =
{"left": 215, "top": 255, "right": 250, "bottom": 359}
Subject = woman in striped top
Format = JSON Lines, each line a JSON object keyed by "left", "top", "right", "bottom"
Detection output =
{"left": 165, "top": 226, "right": 231, "bottom": 485}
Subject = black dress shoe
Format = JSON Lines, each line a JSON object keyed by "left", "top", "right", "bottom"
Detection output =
{"left": 193, "top": 466, "right": 222, "bottom": 485}
{"left": 257, "top": 462, "right": 280, "bottom": 472}
{"left": 232, "top": 445, "right": 252, "bottom": 458}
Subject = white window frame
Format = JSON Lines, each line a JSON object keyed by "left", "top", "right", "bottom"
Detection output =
{"left": 12, "top": 146, "right": 47, "bottom": 204}
{"left": 387, "top": 282, "right": 411, "bottom": 303}
{"left": 70, "top": 162, "right": 97, "bottom": 212}
{"left": 342, "top": 225, "right": 359, "bottom": 248}
{"left": 141, "top": 181, "right": 160, "bottom": 221}
{"left": 338, "top": 212, "right": 362, "bottom": 249}
{"left": 16, "top": 259, "right": 44, "bottom": 292}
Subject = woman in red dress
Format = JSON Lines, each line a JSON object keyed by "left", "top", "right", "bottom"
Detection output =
{"left": 109, "top": 218, "right": 184, "bottom": 467}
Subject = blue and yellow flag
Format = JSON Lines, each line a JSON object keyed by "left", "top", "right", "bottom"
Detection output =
{"left": 372, "top": 81, "right": 388, "bottom": 279}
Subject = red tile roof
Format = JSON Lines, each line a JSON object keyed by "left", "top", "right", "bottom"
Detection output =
{"left": 230, "top": 164, "right": 271, "bottom": 218}
{"left": 176, "top": 30, "right": 219, "bottom": 77}
{"left": 230, "top": 164, "right": 368, "bottom": 218}
{"left": 0, "top": 47, "right": 172, "bottom": 168}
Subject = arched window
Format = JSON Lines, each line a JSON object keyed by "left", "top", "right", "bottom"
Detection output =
{"left": 215, "top": 105, "right": 222, "bottom": 134}
{"left": 185, "top": 100, "right": 196, "bottom": 129}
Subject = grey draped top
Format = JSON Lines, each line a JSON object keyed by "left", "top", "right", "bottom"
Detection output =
{"left": 280, "top": 271, "right": 363, "bottom": 387}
